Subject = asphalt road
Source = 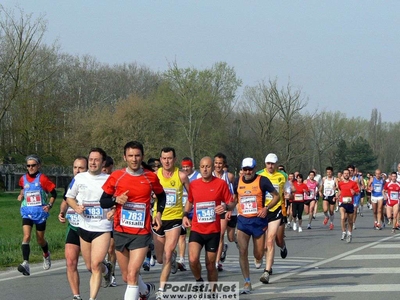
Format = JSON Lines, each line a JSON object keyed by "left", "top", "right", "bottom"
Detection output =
{"left": 2, "top": 207, "right": 399, "bottom": 300}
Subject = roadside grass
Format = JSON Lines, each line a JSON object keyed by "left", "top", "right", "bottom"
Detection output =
{"left": 0, "top": 191, "right": 67, "bottom": 269}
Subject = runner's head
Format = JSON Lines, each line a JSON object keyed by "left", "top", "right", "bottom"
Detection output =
{"left": 88, "top": 147, "right": 107, "bottom": 175}
{"left": 296, "top": 173, "right": 304, "bottom": 183}
{"left": 308, "top": 170, "right": 315, "bottom": 180}
{"left": 265, "top": 153, "right": 278, "bottom": 173}
{"left": 73, "top": 156, "right": 88, "bottom": 176}
{"left": 325, "top": 166, "right": 333, "bottom": 177}
{"left": 147, "top": 157, "right": 161, "bottom": 172}
{"left": 342, "top": 169, "right": 350, "bottom": 180}
{"left": 213, "top": 152, "right": 227, "bottom": 173}
{"left": 160, "top": 147, "right": 176, "bottom": 171}
{"left": 199, "top": 156, "right": 213, "bottom": 181}
{"left": 102, "top": 156, "right": 114, "bottom": 174}
{"left": 375, "top": 169, "right": 382, "bottom": 179}
{"left": 241, "top": 157, "right": 256, "bottom": 181}
{"left": 124, "top": 141, "right": 145, "bottom": 172}
{"left": 181, "top": 157, "right": 194, "bottom": 176}
{"left": 390, "top": 171, "right": 397, "bottom": 182}
{"left": 25, "top": 154, "right": 41, "bottom": 175}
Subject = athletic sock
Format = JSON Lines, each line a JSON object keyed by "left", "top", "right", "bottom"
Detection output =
{"left": 22, "top": 243, "right": 30, "bottom": 261}
{"left": 124, "top": 285, "right": 139, "bottom": 300}
{"left": 138, "top": 275, "right": 147, "bottom": 294}
{"left": 41, "top": 242, "right": 49, "bottom": 255}
{"left": 324, "top": 212, "right": 329, "bottom": 218}
{"left": 330, "top": 214, "right": 334, "bottom": 222}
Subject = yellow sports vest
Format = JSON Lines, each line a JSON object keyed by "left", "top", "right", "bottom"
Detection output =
{"left": 258, "top": 169, "right": 286, "bottom": 212}
{"left": 155, "top": 167, "right": 184, "bottom": 220}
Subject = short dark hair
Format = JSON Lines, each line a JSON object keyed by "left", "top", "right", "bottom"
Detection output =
{"left": 309, "top": 170, "right": 316, "bottom": 175}
{"left": 278, "top": 164, "right": 286, "bottom": 172}
{"left": 74, "top": 156, "right": 88, "bottom": 168}
{"left": 89, "top": 147, "right": 107, "bottom": 161}
{"left": 214, "top": 152, "right": 227, "bottom": 164}
{"left": 161, "top": 147, "right": 176, "bottom": 158}
{"left": 104, "top": 156, "right": 114, "bottom": 167}
{"left": 326, "top": 166, "right": 333, "bottom": 172}
{"left": 347, "top": 164, "right": 355, "bottom": 170}
{"left": 124, "top": 141, "right": 144, "bottom": 156}
{"left": 148, "top": 158, "right": 160, "bottom": 165}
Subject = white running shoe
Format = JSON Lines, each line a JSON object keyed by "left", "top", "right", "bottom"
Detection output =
{"left": 341, "top": 232, "right": 347, "bottom": 240}
{"left": 298, "top": 227, "right": 303, "bottom": 233}
{"left": 346, "top": 234, "right": 352, "bottom": 243}
{"left": 43, "top": 252, "right": 51, "bottom": 270}
{"left": 18, "top": 260, "right": 30, "bottom": 276}
{"left": 254, "top": 257, "right": 263, "bottom": 269}
{"left": 293, "top": 222, "right": 297, "bottom": 231}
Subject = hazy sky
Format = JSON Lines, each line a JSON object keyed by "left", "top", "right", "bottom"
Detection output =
{"left": 3, "top": 1, "right": 400, "bottom": 121}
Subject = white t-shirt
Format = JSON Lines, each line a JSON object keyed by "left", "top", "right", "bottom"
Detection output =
{"left": 65, "top": 171, "right": 112, "bottom": 232}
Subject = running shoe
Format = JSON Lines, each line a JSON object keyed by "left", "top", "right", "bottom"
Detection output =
{"left": 353, "top": 223, "right": 356, "bottom": 230}
{"left": 298, "top": 227, "right": 302, "bottom": 233}
{"left": 367, "top": 203, "right": 370, "bottom": 209}
{"left": 375, "top": 223, "right": 382, "bottom": 230}
{"left": 346, "top": 234, "right": 352, "bottom": 243}
{"left": 280, "top": 246, "right": 288, "bottom": 259}
{"left": 335, "top": 206, "right": 339, "bottom": 212}
{"left": 72, "top": 296, "right": 82, "bottom": 300}
{"left": 388, "top": 219, "right": 392, "bottom": 225}
{"left": 139, "top": 283, "right": 155, "bottom": 300}
{"left": 360, "top": 212, "right": 364, "bottom": 217}
{"left": 103, "top": 262, "right": 112, "bottom": 288}
{"left": 323, "top": 217, "right": 329, "bottom": 225}
{"left": 43, "top": 252, "right": 51, "bottom": 270}
{"left": 392, "top": 228, "right": 396, "bottom": 234}
{"left": 374, "top": 221, "right": 378, "bottom": 229}
{"left": 155, "top": 290, "right": 164, "bottom": 300}
{"left": 143, "top": 259, "right": 150, "bottom": 271}
{"left": 307, "top": 224, "right": 312, "bottom": 229}
{"left": 269, "top": 268, "right": 273, "bottom": 275}
{"left": 329, "top": 223, "right": 334, "bottom": 230}
{"left": 150, "top": 255, "right": 156, "bottom": 266}
{"left": 171, "top": 250, "right": 178, "bottom": 274}
{"left": 286, "top": 222, "right": 291, "bottom": 229}
{"left": 341, "top": 232, "right": 346, "bottom": 240}
{"left": 220, "top": 243, "right": 228, "bottom": 263}
{"left": 216, "top": 263, "right": 223, "bottom": 271}
{"left": 177, "top": 260, "right": 187, "bottom": 271}
{"left": 240, "top": 282, "right": 252, "bottom": 294}
{"left": 312, "top": 214, "right": 316, "bottom": 220}
{"left": 18, "top": 260, "right": 30, "bottom": 276}
{"left": 110, "top": 275, "right": 117, "bottom": 287}
{"left": 259, "top": 270, "right": 270, "bottom": 284}
{"left": 292, "top": 222, "right": 297, "bottom": 231}
{"left": 254, "top": 258, "right": 263, "bottom": 269}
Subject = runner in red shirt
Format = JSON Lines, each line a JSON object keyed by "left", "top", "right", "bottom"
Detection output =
{"left": 182, "top": 156, "right": 233, "bottom": 290}
{"left": 383, "top": 172, "right": 400, "bottom": 233}
{"left": 101, "top": 141, "right": 166, "bottom": 300}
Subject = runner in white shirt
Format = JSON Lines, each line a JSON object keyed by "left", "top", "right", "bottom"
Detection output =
{"left": 66, "top": 148, "right": 112, "bottom": 300}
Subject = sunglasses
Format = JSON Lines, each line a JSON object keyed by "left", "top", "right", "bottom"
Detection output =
{"left": 26, "top": 164, "right": 37, "bottom": 168}
{"left": 242, "top": 167, "right": 254, "bottom": 171}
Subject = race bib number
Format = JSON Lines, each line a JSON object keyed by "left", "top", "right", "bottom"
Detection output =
{"left": 324, "top": 188, "right": 333, "bottom": 196}
{"left": 265, "top": 184, "right": 279, "bottom": 201}
{"left": 164, "top": 188, "right": 177, "bottom": 207}
{"left": 342, "top": 197, "right": 352, "bottom": 204}
{"left": 26, "top": 191, "right": 42, "bottom": 206}
{"left": 374, "top": 183, "right": 382, "bottom": 193}
{"left": 294, "top": 194, "right": 304, "bottom": 201}
{"left": 182, "top": 192, "right": 188, "bottom": 207}
{"left": 390, "top": 191, "right": 399, "bottom": 201}
{"left": 66, "top": 207, "right": 80, "bottom": 227}
{"left": 196, "top": 201, "right": 216, "bottom": 223}
{"left": 240, "top": 196, "right": 257, "bottom": 215}
{"left": 121, "top": 203, "right": 145, "bottom": 228}
{"left": 83, "top": 202, "right": 103, "bottom": 221}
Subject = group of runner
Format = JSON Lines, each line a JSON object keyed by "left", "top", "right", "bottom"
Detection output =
{"left": 16, "top": 147, "right": 400, "bottom": 299}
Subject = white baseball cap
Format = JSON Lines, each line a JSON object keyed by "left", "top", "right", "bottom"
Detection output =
{"left": 265, "top": 153, "right": 278, "bottom": 163}
{"left": 241, "top": 157, "right": 256, "bottom": 169}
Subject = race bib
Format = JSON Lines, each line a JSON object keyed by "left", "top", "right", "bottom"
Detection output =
{"left": 182, "top": 192, "right": 188, "bottom": 207}
{"left": 66, "top": 207, "right": 80, "bottom": 227}
{"left": 240, "top": 196, "right": 257, "bottom": 215}
{"left": 121, "top": 202, "right": 145, "bottom": 228}
{"left": 83, "top": 202, "right": 103, "bottom": 221}
{"left": 342, "top": 197, "right": 352, "bottom": 204}
{"left": 374, "top": 183, "right": 382, "bottom": 193}
{"left": 390, "top": 191, "right": 399, "bottom": 201}
{"left": 196, "top": 201, "right": 216, "bottom": 223}
{"left": 324, "top": 188, "right": 333, "bottom": 196}
{"left": 294, "top": 194, "right": 304, "bottom": 201}
{"left": 26, "top": 191, "right": 42, "bottom": 206}
{"left": 164, "top": 188, "right": 177, "bottom": 207}
{"left": 265, "top": 184, "right": 279, "bottom": 201}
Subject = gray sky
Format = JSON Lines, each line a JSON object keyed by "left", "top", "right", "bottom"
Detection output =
{"left": 3, "top": 0, "right": 400, "bottom": 121}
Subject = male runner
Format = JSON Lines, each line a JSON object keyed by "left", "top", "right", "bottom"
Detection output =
{"left": 17, "top": 154, "right": 57, "bottom": 276}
